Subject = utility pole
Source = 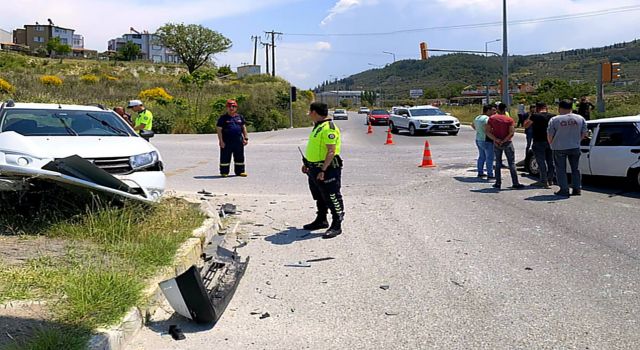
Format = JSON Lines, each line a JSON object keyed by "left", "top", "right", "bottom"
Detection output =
{"left": 261, "top": 41, "right": 270, "bottom": 75}
{"left": 597, "top": 63, "right": 605, "bottom": 113}
{"left": 251, "top": 35, "right": 259, "bottom": 65}
{"left": 265, "top": 30, "right": 282, "bottom": 77}
{"left": 502, "top": 0, "right": 510, "bottom": 105}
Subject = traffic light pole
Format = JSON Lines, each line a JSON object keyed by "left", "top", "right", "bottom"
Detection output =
{"left": 597, "top": 63, "right": 605, "bottom": 114}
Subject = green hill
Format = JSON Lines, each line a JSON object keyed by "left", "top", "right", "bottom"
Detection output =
{"left": 331, "top": 39, "right": 640, "bottom": 101}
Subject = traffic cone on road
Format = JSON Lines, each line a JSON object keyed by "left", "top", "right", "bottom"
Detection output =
{"left": 418, "top": 140, "right": 436, "bottom": 168}
{"left": 366, "top": 120, "right": 373, "bottom": 134}
{"left": 384, "top": 127, "right": 395, "bottom": 145}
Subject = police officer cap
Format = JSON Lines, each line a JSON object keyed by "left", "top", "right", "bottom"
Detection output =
{"left": 127, "top": 99, "right": 143, "bottom": 108}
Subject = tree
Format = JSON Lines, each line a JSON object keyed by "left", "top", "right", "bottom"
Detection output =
{"left": 155, "top": 23, "right": 232, "bottom": 74}
{"left": 46, "top": 37, "right": 71, "bottom": 62}
{"left": 117, "top": 41, "right": 141, "bottom": 61}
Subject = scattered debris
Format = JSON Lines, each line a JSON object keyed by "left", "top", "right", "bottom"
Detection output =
{"left": 384, "top": 311, "right": 399, "bottom": 316}
{"left": 266, "top": 281, "right": 271, "bottom": 285}
{"left": 233, "top": 241, "right": 248, "bottom": 249}
{"left": 291, "top": 308, "right": 295, "bottom": 313}
{"left": 306, "top": 257, "right": 335, "bottom": 263}
{"left": 221, "top": 203, "right": 237, "bottom": 215}
{"left": 250, "top": 311, "right": 261, "bottom": 315}
{"left": 379, "top": 285, "right": 390, "bottom": 291}
{"left": 198, "top": 189, "right": 212, "bottom": 195}
{"left": 259, "top": 312, "right": 270, "bottom": 319}
{"left": 267, "top": 295, "right": 278, "bottom": 300}
{"left": 285, "top": 261, "right": 312, "bottom": 268}
{"left": 450, "top": 279, "right": 464, "bottom": 287}
{"left": 200, "top": 253, "right": 213, "bottom": 262}
{"left": 524, "top": 267, "right": 533, "bottom": 271}
{"left": 254, "top": 223, "right": 265, "bottom": 227}
{"left": 168, "top": 325, "right": 185, "bottom": 341}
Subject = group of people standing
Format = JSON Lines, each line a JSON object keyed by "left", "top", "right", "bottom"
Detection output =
{"left": 473, "top": 99, "right": 588, "bottom": 197}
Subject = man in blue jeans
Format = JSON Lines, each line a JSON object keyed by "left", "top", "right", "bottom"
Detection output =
{"left": 547, "top": 100, "right": 588, "bottom": 197}
{"left": 485, "top": 103, "right": 524, "bottom": 190}
{"left": 471, "top": 104, "right": 496, "bottom": 178}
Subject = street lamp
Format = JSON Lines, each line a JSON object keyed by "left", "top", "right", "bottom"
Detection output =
{"left": 485, "top": 39, "right": 501, "bottom": 104}
{"left": 382, "top": 51, "right": 396, "bottom": 63}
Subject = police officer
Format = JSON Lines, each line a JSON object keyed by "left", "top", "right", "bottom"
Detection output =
{"left": 127, "top": 100, "right": 153, "bottom": 133}
{"left": 216, "top": 99, "right": 248, "bottom": 177}
{"left": 301, "top": 102, "right": 344, "bottom": 239}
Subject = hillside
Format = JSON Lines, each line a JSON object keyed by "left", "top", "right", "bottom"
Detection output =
{"left": 336, "top": 39, "right": 640, "bottom": 100}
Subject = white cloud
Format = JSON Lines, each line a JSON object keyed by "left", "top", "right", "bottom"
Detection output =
{"left": 1, "top": 0, "right": 295, "bottom": 50}
{"left": 315, "top": 41, "right": 332, "bottom": 50}
{"left": 321, "top": 0, "right": 379, "bottom": 26}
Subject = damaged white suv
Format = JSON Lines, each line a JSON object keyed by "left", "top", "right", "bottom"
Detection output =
{"left": 0, "top": 101, "right": 165, "bottom": 202}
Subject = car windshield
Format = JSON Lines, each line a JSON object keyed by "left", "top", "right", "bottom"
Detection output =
{"left": 410, "top": 108, "right": 447, "bottom": 116}
{"left": 335, "top": 109, "right": 346, "bottom": 113}
{"left": 371, "top": 109, "right": 388, "bottom": 115}
{"left": 1, "top": 109, "right": 135, "bottom": 137}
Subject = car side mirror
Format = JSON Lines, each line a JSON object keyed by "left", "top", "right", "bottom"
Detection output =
{"left": 140, "top": 130, "right": 155, "bottom": 140}
{"left": 446, "top": 112, "right": 451, "bottom": 116}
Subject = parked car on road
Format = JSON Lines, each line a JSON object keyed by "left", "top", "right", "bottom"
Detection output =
{"left": 358, "top": 107, "right": 370, "bottom": 114}
{"left": 389, "top": 105, "right": 461, "bottom": 136}
{"left": 368, "top": 109, "right": 390, "bottom": 125}
{"left": 0, "top": 101, "right": 165, "bottom": 202}
{"left": 524, "top": 115, "right": 640, "bottom": 188}
{"left": 332, "top": 109, "right": 349, "bottom": 120}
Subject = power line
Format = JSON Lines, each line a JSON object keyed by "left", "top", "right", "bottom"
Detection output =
{"left": 283, "top": 5, "right": 640, "bottom": 37}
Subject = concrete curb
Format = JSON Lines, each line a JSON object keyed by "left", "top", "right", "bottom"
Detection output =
{"left": 88, "top": 200, "right": 223, "bottom": 350}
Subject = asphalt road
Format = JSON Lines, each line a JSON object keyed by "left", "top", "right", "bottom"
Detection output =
{"left": 131, "top": 112, "right": 640, "bottom": 349}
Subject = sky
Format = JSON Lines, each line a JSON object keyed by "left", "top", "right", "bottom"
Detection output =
{"left": 2, "top": 0, "right": 640, "bottom": 89}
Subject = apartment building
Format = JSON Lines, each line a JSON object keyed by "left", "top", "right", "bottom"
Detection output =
{"left": 13, "top": 21, "right": 84, "bottom": 52}
{"left": 107, "top": 30, "right": 180, "bottom": 63}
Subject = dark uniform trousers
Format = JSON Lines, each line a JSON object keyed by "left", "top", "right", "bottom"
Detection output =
{"left": 219, "top": 141, "right": 245, "bottom": 175}
{"left": 307, "top": 165, "right": 344, "bottom": 223}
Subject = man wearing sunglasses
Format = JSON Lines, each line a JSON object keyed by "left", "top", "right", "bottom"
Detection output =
{"left": 216, "top": 99, "right": 249, "bottom": 177}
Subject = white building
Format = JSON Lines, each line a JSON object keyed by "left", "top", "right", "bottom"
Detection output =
{"left": 0, "top": 29, "right": 11, "bottom": 44}
{"left": 107, "top": 31, "right": 180, "bottom": 63}
{"left": 72, "top": 34, "right": 84, "bottom": 49}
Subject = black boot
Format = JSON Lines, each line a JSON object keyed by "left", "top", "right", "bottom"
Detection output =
{"left": 322, "top": 221, "right": 342, "bottom": 239}
{"left": 303, "top": 214, "right": 329, "bottom": 230}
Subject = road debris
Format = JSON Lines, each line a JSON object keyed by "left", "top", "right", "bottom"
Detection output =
{"left": 198, "top": 189, "right": 212, "bottom": 195}
{"left": 450, "top": 279, "right": 464, "bottom": 287}
{"left": 285, "top": 261, "right": 312, "bottom": 267}
{"left": 525, "top": 267, "right": 533, "bottom": 271}
{"left": 384, "top": 311, "right": 399, "bottom": 316}
{"left": 306, "top": 257, "right": 335, "bottom": 263}
{"left": 168, "top": 325, "right": 185, "bottom": 341}
{"left": 379, "top": 285, "right": 390, "bottom": 290}
{"left": 259, "top": 312, "right": 271, "bottom": 319}
{"left": 221, "top": 203, "right": 237, "bottom": 215}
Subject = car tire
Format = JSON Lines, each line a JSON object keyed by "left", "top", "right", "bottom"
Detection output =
{"left": 390, "top": 122, "right": 398, "bottom": 134}
{"left": 527, "top": 154, "right": 540, "bottom": 176}
{"left": 448, "top": 131, "right": 459, "bottom": 136}
{"left": 628, "top": 168, "right": 640, "bottom": 190}
{"left": 409, "top": 124, "right": 417, "bottom": 136}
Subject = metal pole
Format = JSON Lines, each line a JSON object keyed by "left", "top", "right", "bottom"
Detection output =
{"left": 383, "top": 51, "right": 396, "bottom": 63}
{"left": 597, "top": 63, "right": 605, "bottom": 113}
{"left": 485, "top": 42, "right": 490, "bottom": 105}
{"left": 502, "top": 0, "right": 509, "bottom": 105}
{"left": 289, "top": 88, "right": 293, "bottom": 128}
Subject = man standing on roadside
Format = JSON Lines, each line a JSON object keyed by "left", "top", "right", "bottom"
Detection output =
{"left": 577, "top": 96, "right": 595, "bottom": 121}
{"left": 485, "top": 103, "right": 524, "bottom": 190}
{"left": 301, "top": 102, "right": 344, "bottom": 239}
{"left": 517, "top": 99, "right": 526, "bottom": 128}
{"left": 216, "top": 99, "right": 249, "bottom": 177}
{"left": 127, "top": 100, "right": 153, "bottom": 133}
{"left": 548, "top": 100, "right": 588, "bottom": 197}
{"left": 524, "top": 102, "right": 556, "bottom": 188}
{"left": 471, "top": 104, "right": 495, "bottom": 179}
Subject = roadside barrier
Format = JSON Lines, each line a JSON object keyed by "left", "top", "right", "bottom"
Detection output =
{"left": 384, "top": 127, "right": 395, "bottom": 145}
{"left": 418, "top": 140, "right": 436, "bottom": 168}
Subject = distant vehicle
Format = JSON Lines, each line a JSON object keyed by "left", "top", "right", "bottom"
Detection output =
{"left": 332, "top": 109, "right": 348, "bottom": 120}
{"left": 358, "top": 107, "right": 370, "bottom": 114}
{"left": 368, "top": 109, "right": 390, "bottom": 125}
{"left": 389, "top": 105, "right": 461, "bottom": 136}
{"left": 524, "top": 115, "right": 640, "bottom": 188}
{"left": 0, "top": 101, "right": 165, "bottom": 202}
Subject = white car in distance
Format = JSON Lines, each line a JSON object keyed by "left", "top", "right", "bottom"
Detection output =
{"left": 332, "top": 109, "right": 349, "bottom": 120}
{"left": 389, "top": 105, "right": 461, "bottom": 136}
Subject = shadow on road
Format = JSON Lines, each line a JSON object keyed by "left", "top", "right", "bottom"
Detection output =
{"left": 145, "top": 312, "right": 214, "bottom": 336}
{"left": 524, "top": 194, "right": 568, "bottom": 202}
{"left": 470, "top": 188, "right": 501, "bottom": 194}
{"left": 454, "top": 176, "right": 491, "bottom": 184}
{"left": 265, "top": 227, "right": 323, "bottom": 245}
{"left": 193, "top": 175, "right": 234, "bottom": 180}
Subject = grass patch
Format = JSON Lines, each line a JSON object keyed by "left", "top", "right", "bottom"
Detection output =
{"left": 4, "top": 326, "right": 91, "bottom": 350}
{"left": 0, "top": 196, "right": 206, "bottom": 348}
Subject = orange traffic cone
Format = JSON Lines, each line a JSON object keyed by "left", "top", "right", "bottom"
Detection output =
{"left": 384, "top": 127, "right": 395, "bottom": 145}
{"left": 367, "top": 121, "right": 373, "bottom": 134}
{"left": 418, "top": 140, "right": 436, "bottom": 168}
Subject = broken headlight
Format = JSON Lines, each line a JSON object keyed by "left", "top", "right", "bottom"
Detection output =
{"left": 129, "top": 151, "right": 159, "bottom": 170}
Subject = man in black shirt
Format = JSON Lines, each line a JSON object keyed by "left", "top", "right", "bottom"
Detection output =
{"left": 523, "top": 102, "right": 555, "bottom": 188}
{"left": 577, "top": 96, "right": 595, "bottom": 120}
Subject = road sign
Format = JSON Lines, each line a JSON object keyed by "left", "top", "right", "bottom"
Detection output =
{"left": 410, "top": 89, "right": 423, "bottom": 98}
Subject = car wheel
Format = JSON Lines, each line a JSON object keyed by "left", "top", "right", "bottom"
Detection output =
{"left": 390, "top": 122, "right": 398, "bottom": 134}
{"left": 527, "top": 154, "right": 540, "bottom": 176}
{"left": 628, "top": 168, "right": 640, "bottom": 189}
{"left": 409, "top": 124, "right": 417, "bottom": 136}
{"left": 447, "top": 131, "right": 459, "bottom": 136}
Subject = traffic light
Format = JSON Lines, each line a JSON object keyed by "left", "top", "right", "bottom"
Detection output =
{"left": 419, "top": 42, "right": 428, "bottom": 60}
{"left": 291, "top": 86, "right": 297, "bottom": 102}
{"left": 611, "top": 62, "right": 622, "bottom": 80}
